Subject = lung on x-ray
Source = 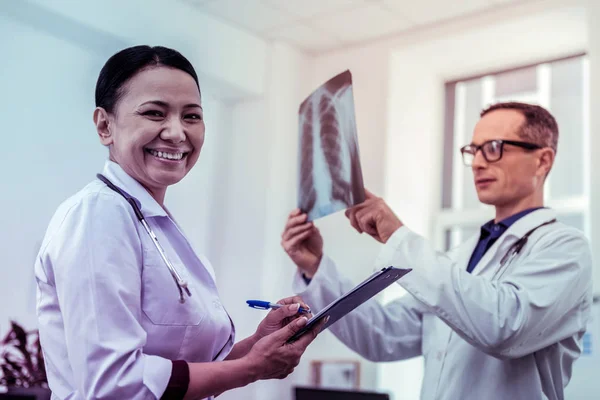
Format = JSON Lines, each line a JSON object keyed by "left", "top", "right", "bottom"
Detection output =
{"left": 298, "top": 70, "right": 366, "bottom": 221}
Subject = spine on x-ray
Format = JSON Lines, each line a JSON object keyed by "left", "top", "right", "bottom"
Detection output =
{"left": 299, "top": 100, "right": 317, "bottom": 213}
{"left": 318, "top": 89, "right": 351, "bottom": 204}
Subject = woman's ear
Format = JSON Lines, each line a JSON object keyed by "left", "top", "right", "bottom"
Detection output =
{"left": 93, "top": 107, "right": 113, "bottom": 146}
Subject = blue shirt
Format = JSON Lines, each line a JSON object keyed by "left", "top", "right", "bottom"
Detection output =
{"left": 466, "top": 207, "right": 544, "bottom": 273}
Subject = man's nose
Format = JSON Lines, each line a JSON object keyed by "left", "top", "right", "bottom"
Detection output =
{"left": 471, "top": 148, "right": 487, "bottom": 169}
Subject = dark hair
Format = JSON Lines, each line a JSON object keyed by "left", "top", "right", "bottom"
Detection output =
{"left": 95, "top": 45, "right": 200, "bottom": 114}
{"left": 481, "top": 101, "right": 559, "bottom": 154}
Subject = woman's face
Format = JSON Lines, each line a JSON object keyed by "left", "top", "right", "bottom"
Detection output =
{"left": 94, "top": 66, "right": 204, "bottom": 201}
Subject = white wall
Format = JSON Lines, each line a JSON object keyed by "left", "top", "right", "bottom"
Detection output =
{"left": 213, "top": 41, "right": 315, "bottom": 400}
{"left": 588, "top": 0, "right": 600, "bottom": 298}
{"left": 0, "top": 12, "right": 108, "bottom": 333}
{"left": 574, "top": 3, "right": 600, "bottom": 397}
{"left": 199, "top": 96, "right": 271, "bottom": 400}
{"left": 23, "top": 0, "right": 268, "bottom": 99}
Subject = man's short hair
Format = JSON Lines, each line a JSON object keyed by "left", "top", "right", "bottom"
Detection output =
{"left": 481, "top": 102, "right": 559, "bottom": 154}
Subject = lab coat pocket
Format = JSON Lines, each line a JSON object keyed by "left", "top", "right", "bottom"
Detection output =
{"left": 491, "top": 248, "right": 526, "bottom": 282}
{"left": 141, "top": 260, "right": 205, "bottom": 326}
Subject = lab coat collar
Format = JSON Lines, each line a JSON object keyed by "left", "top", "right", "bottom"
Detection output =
{"left": 101, "top": 160, "right": 168, "bottom": 218}
{"left": 498, "top": 207, "right": 557, "bottom": 239}
{"left": 471, "top": 207, "right": 558, "bottom": 276}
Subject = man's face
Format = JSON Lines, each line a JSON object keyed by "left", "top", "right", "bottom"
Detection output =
{"left": 468, "top": 109, "right": 549, "bottom": 208}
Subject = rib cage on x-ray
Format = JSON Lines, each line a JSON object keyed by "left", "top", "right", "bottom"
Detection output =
{"left": 298, "top": 71, "right": 365, "bottom": 220}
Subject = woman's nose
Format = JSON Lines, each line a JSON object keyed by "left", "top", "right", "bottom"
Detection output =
{"left": 160, "top": 119, "right": 186, "bottom": 143}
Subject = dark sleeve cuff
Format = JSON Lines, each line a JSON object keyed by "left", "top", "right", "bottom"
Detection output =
{"left": 160, "top": 360, "right": 190, "bottom": 400}
{"left": 302, "top": 273, "right": 312, "bottom": 285}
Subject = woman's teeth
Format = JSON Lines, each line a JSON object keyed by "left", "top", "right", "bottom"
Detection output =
{"left": 147, "top": 149, "right": 185, "bottom": 160}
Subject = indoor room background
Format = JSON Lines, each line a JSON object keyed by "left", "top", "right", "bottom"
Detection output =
{"left": 1, "top": 0, "right": 599, "bottom": 399}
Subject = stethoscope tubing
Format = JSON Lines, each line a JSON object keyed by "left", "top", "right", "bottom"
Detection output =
{"left": 96, "top": 173, "right": 191, "bottom": 303}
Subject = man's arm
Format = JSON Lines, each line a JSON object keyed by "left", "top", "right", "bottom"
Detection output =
{"left": 282, "top": 208, "right": 427, "bottom": 362}
{"left": 293, "top": 253, "right": 426, "bottom": 362}
{"left": 377, "top": 225, "right": 592, "bottom": 359}
{"left": 346, "top": 190, "right": 593, "bottom": 360}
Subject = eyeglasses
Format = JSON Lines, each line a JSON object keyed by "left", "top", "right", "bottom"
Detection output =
{"left": 460, "top": 139, "right": 542, "bottom": 166}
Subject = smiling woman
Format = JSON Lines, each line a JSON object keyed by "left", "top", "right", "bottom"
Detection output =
{"left": 93, "top": 48, "right": 205, "bottom": 205}
{"left": 33, "top": 45, "right": 322, "bottom": 400}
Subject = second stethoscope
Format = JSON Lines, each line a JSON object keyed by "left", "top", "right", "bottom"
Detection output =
{"left": 96, "top": 173, "right": 192, "bottom": 303}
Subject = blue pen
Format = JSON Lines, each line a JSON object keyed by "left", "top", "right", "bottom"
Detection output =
{"left": 246, "top": 300, "right": 311, "bottom": 314}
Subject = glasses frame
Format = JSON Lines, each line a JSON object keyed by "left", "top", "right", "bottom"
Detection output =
{"left": 460, "top": 139, "right": 542, "bottom": 166}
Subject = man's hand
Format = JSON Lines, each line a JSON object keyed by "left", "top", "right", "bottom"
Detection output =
{"left": 345, "top": 189, "right": 403, "bottom": 244}
{"left": 281, "top": 209, "right": 323, "bottom": 278}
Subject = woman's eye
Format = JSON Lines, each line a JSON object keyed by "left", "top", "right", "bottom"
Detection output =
{"left": 185, "top": 113, "right": 203, "bottom": 121}
{"left": 143, "top": 110, "right": 164, "bottom": 118}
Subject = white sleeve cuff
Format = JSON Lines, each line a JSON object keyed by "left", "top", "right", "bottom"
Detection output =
{"left": 374, "top": 226, "right": 413, "bottom": 270}
{"left": 143, "top": 354, "right": 173, "bottom": 398}
{"left": 291, "top": 255, "right": 339, "bottom": 294}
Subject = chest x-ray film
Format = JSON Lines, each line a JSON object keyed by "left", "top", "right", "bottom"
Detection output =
{"left": 298, "top": 70, "right": 366, "bottom": 221}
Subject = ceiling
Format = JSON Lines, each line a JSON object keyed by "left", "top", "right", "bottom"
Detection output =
{"left": 180, "top": 0, "right": 531, "bottom": 54}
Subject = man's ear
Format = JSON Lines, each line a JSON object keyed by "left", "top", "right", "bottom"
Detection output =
{"left": 93, "top": 107, "right": 113, "bottom": 146}
{"left": 538, "top": 148, "right": 555, "bottom": 177}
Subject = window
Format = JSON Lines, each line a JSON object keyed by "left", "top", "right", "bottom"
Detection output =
{"left": 437, "top": 54, "right": 589, "bottom": 251}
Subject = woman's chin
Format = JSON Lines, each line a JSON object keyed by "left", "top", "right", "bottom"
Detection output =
{"left": 148, "top": 169, "right": 188, "bottom": 187}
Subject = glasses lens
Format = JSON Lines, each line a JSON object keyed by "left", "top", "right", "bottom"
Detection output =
{"left": 461, "top": 146, "right": 475, "bottom": 166}
{"left": 483, "top": 141, "right": 502, "bottom": 162}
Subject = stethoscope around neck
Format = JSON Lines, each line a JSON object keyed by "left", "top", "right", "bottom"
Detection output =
{"left": 96, "top": 173, "right": 192, "bottom": 303}
{"left": 499, "top": 218, "right": 557, "bottom": 267}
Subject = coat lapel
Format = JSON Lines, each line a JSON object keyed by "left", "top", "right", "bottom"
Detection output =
{"left": 451, "top": 234, "right": 479, "bottom": 271}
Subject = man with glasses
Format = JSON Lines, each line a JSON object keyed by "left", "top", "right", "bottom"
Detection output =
{"left": 281, "top": 102, "right": 593, "bottom": 400}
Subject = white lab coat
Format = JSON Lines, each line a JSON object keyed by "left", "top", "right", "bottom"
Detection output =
{"left": 35, "top": 160, "right": 235, "bottom": 400}
{"left": 293, "top": 208, "right": 593, "bottom": 400}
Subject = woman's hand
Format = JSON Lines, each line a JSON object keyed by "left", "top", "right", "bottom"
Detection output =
{"left": 185, "top": 316, "right": 325, "bottom": 400}
{"left": 225, "top": 296, "right": 312, "bottom": 362}
{"left": 244, "top": 316, "right": 324, "bottom": 381}
{"left": 254, "top": 295, "right": 312, "bottom": 340}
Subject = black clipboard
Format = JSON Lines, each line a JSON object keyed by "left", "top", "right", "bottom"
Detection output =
{"left": 287, "top": 266, "right": 412, "bottom": 343}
